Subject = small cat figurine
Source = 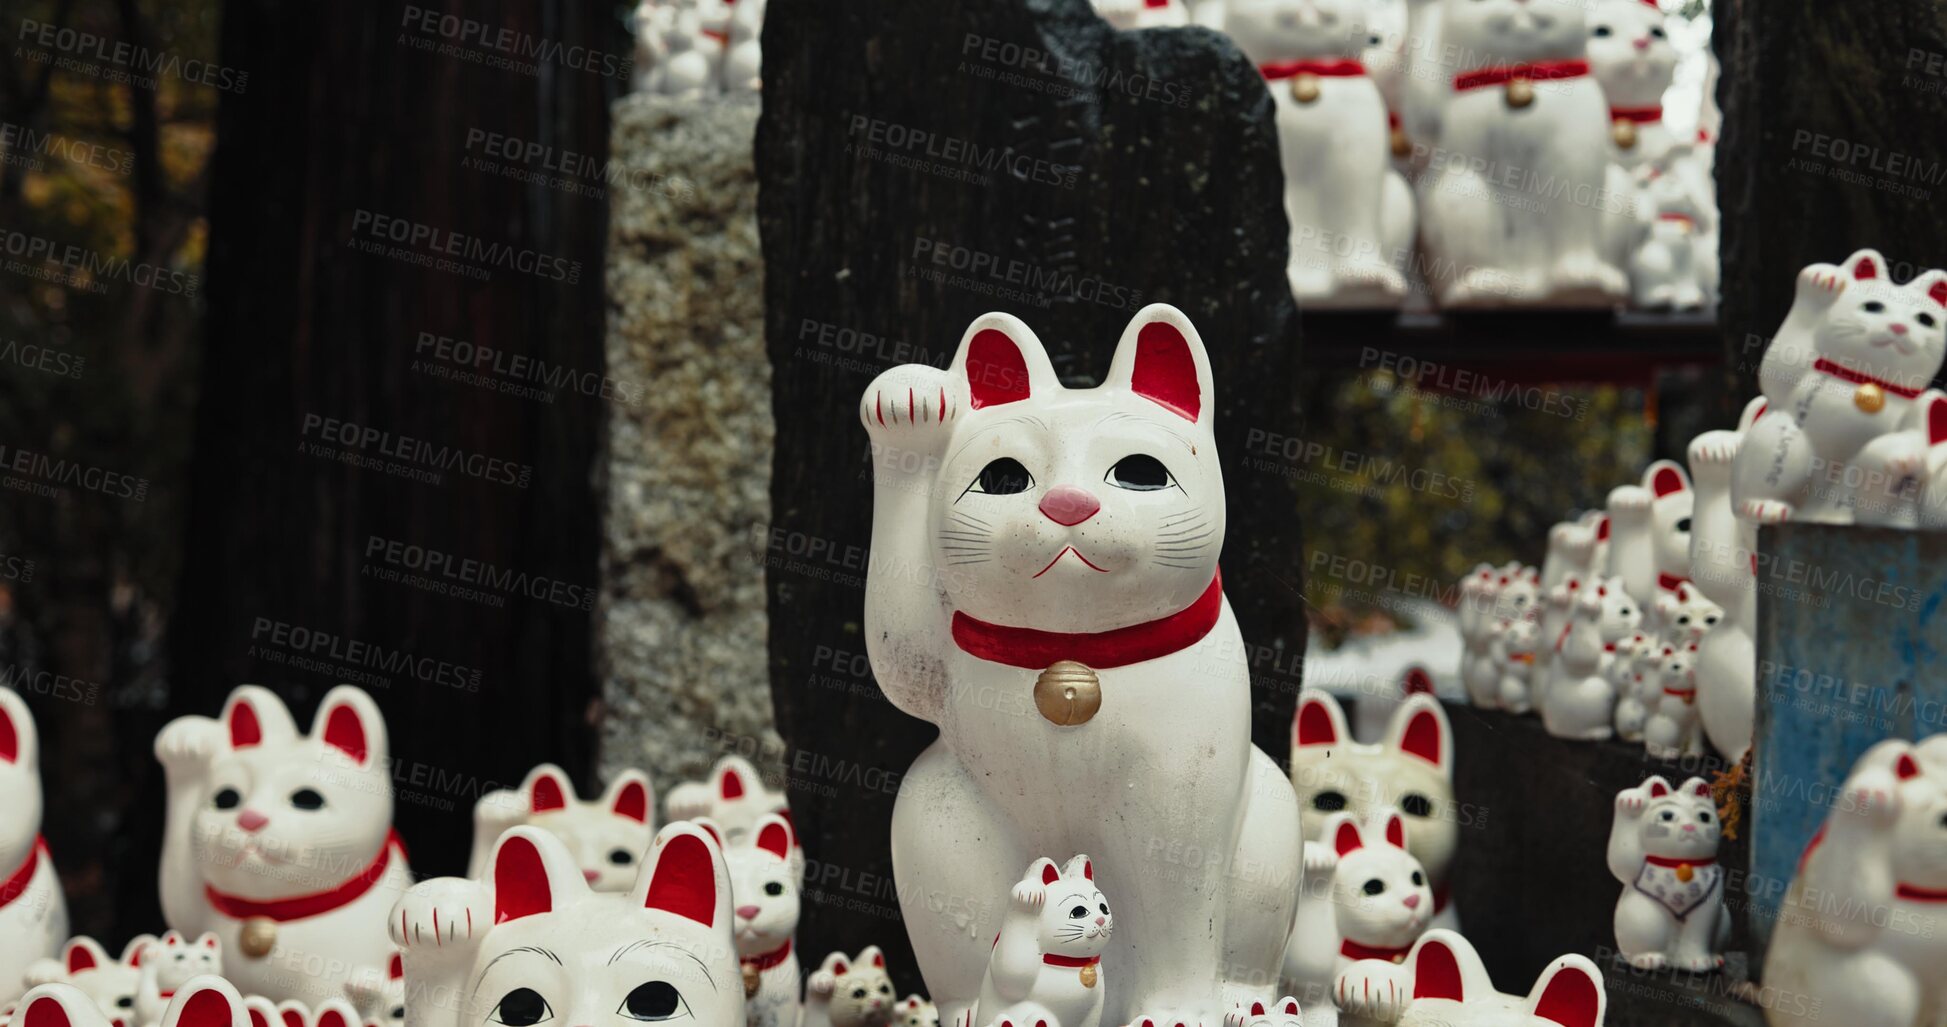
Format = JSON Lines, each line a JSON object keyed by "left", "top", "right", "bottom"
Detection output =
{"left": 0, "top": 689, "right": 67, "bottom": 1005}
{"left": 1762, "top": 737, "right": 1947, "bottom": 1027}
{"left": 1627, "top": 149, "right": 1715, "bottom": 312}
{"left": 1540, "top": 578, "right": 1641, "bottom": 740}
{"left": 1457, "top": 564, "right": 1509, "bottom": 707}
{"left": 23, "top": 938, "right": 152, "bottom": 1027}
{"left": 17, "top": 977, "right": 255, "bottom": 1027}
{"left": 1290, "top": 691, "right": 1458, "bottom": 931}
{"left": 724, "top": 814, "right": 801, "bottom": 1027}
{"left": 1734, "top": 252, "right": 1947, "bottom": 524}
{"left": 803, "top": 949, "right": 896, "bottom": 1027}
{"left": 896, "top": 996, "right": 939, "bottom": 1027}
{"left": 1639, "top": 461, "right": 1696, "bottom": 625}
{"left": 1281, "top": 810, "right": 1433, "bottom": 1008}
{"left": 391, "top": 822, "right": 740, "bottom": 1027}
{"left": 720, "top": 0, "right": 763, "bottom": 94}
{"left": 340, "top": 952, "right": 404, "bottom": 1027}
{"left": 1640, "top": 642, "right": 1704, "bottom": 759}
{"left": 1487, "top": 568, "right": 1541, "bottom": 713}
{"left": 133, "top": 933, "right": 223, "bottom": 1027}
{"left": 1584, "top": 0, "right": 1679, "bottom": 169}
{"left": 1606, "top": 631, "right": 1656, "bottom": 742}
{"left": 467, "top": 763, "right": 656, "bottom": 891}
{"left": 155, "top": 685, "right": 407, "bottom": 1005}
{"left": 1607, "top": 776, "right": 1727, "bottom": 972}
{"left": 1334, "top": 930, "right": 1604, "bottom": 1027}
{"left": 977, "top": 856, "right": 1111, "bottom": 1027}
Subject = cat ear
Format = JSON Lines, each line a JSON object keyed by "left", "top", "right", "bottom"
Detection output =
{"left": 1380, "top": 809, "right": 1407, "bottom": 849}
{"left": 1292, "top": 689, "right": 1348, "bottom": 750}
{"left": 1681, "top": 777, "right": 1712, "bottom": 799}
{"left": 1644, "top": 776, "right": 1671, "bottom": 798}
{"left": 162, "top": 978, "right": 250, "bottom": 1027}
{"left": 1104, "top": 304, "right": 1213, "bottom": 426}
{"left": 1386, "top": 695, "right": 1452, "bottom": 777}
{"left": 277, "top": 1007, "right": 303, "bottom": 1027}
{"left": 690, "top": 816, "right": 725, "bottom": 848}
{"left": 1249, "top": 1003, "right": 1265, "bottom": 1018}
{"left": 1596, "top": 515, "right": 1610, "bottom": 542}
{"left": 634, "top": 821, "right": 733, "bottom": 930}
{"left": 820, "top": 951, "right": 850, "bottom": 976}
{"left": 1738, "top": 395, "right": 1768, "bottom": 433}
{"left": 1329, "top": 815, "right": 1364, "bottom": 857}
{"left": 1526, "top": 957, "right": 1605, "bottom": 1027}
{"left": 861, "top": 946, "right": 886, "bottom": 969}
{"left": 19, "top": 984, "right": 92, "bottom": 1027}
{"left": 1907, "top": 268, "right": 1947, "bottom": 308}
{"left": 948, "top": 312, "right": 1058, "bottom": 411}
{"left": 1278, "top": 999, "right": 1300, "bottom": 1016}
{"left": 1032, "top": 857, "right": 1061, "bottom": 887}
{"left": 220, "top": 686, "right": 298, "bottom": 751}
{"left": 755, "top": 812, "right": 794, "bottom": 860}
{"left": 604, "top": 769, "right": 655, "bottom": 825}
{"left": 490, "top": 826, "right": 587, "bottom": 923}
{"left": 1896, "top": 752, "right": 1921, "bottom": 780}
{"left": 1643, "top": 459, "right": 1690, "bottom": 498}
{"left": 200, "top": 933, "right": 220, "bottom": 951}
{"left": 1400, "top": 666, "right": 1433, "bottom": 697}
{"left": 714, "top": 756, "right": 759, "bottom": 802}
{"left": 310, "top": 686, "right": 387, "bottom": 769}
{"left": 1405, "top": 930, "right": 1492, "bottom": 1002}
{"left": 523, "top": 764, "right": 573, "bottom": 813}
{"left": 313, "top": 1001, "right": 360, "bottom": 1027}
{"left": 64, "top": 937, "right": 110, "bottom": 975}
{"left": 1847, "top": 249, "right": 1884, "bottom": 281}
{"left": 388, "top": 952, "right": 403, "bottom": 980}
{"left": 243, "top": 997, "right": 277, "bottom": 1027}
{"left": 0, "top": 688, "right": 34, "bottom": 767}
{"left": 1060, "top": 854, "right": 1093, "bottom": 881}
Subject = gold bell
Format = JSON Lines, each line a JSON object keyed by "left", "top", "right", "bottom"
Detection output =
{"left": 1504, "top": 78, "right": 1535, "bottom": 109}
{"left": 1855, "top": 383, "right": 1886, "bottom": 414}
{"left": 741, "top": 964, "right": 762, "bottom": 999}
{"left": 1675, "top": 863, "right": 1695, "bottom": 884}
{"left": 1611, "top": 119, "right": 1638, "bottom": 149}
{"left": 239, "top": 917, "right": 277, "bottom": 959}
{"left": 1389, "top": 126, "right": 1411, "bottom": 158}
{"left": 1290, "top": 73, "right": 1321, "bottom": 105}
{"left": 1079, "top": 964, "right": 1098, "bottom": 989}
{"left": 1034, "top": 661, "right": 1102, "bottom": 726}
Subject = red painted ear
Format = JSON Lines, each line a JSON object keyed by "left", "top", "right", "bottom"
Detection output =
{"left": 1930, "top": 279, "right": 1947, "bottom": 307}
{"left": 65, "top": 942, "right": 98, "bottom": 974}
{"left": 1400, "top": 709, "right": 1443, "bottom": 768}
{"left": 1896, "top": 753, "right": 1920, "bottom": 780}
{"left": 695, "top": 820, "right": 723, "bottom": 847}
{"left": 203, "top": 934, "right": 219, "bottom": 950}
{"left": 719, "top": 768, "right": 746, "bottom": 800}
{"left": 1597, "top": 517, "right": 1610, "bottom": 541}
{"left": 0, "top": 702, "right": 17, "bottom": 764}
{"left": 529, "top": 772, "right": 568, "bottom": 813}
{"left": 318, "top": 1011, "right": 352, "bottom": 1027}
{"left": 23, "top": 996, "right": 72, "bottom": 1027}
{"left": 321, "top": 703, "right": 369, "bottom": 765}
{"left": 832, "top": 959, "right": 849, "bottom": 975}
{"left": 1650, "top": 465, "right": 1686, "bottom": 497}
{"left": 128, "top": 945, "right": 144, "bottom": 968}
{"left": 1853, "top": 254, "right": 1881, "bottom": 280}
{"left": 229, "top": 700, "right": 263, "bottom": 749}
{"left": 494, "top": 835, "right": 555, "bottom": 923}
{"left": 1333, "top": 819, "right": 1364, "bottom": 857}
{"left": 872, "top": 952, "right": 885, "bottom": 968}
{"left": 966, "top": 328, "right": 1032, "bottom": 410}
{"left": 644, "top": 833, "right": 718, "bottom": 927}
{"left": 1402, "top": 668, "right": 1433, "bottom": 696}
{"left": 1648, "top": 780, "right": 1670, "bottom": 798}
{"left": 1250, "top": 1004, "right": 1265, "bottom": 1017}
{"left": 1296, "top": 698, "right": 1338, "bottom": 747}
{"left": 1081, "top": 858, "right": 1093, "bottom": 880}
{"left": 1694, "top": 782, "right": 1710, "bottom": 797}
{"left": 756, "top": 818, "right": 793, "bottom": 860}
{"left": 1384, "top": 812, "right": 1406, "bottom": 849}
{"left": 1042, "top": 862, "right": 1061, "bottom": 886}
{"left": 1129, "top": 322, "right": 1201, "bottom": 422}
{"left": 1412, "top": 940, "right": 1464, "bottom": 1001}
{"left": 1928, "top": 397, "right": 1947, "bottom": 446}
{"left": 612, "top": 780, "right": 650, "bottom": 823}
{"left": 1280, "top": 1001, "right": 1298, "bottom": 1016}
{"left": 178, "top": 991, "right": 237, "bottom": 1027}
{"left": 248, "top": 1011, "right": 270, "bottom": 1027}
{"left": 1533, "top": 966, "right": 1601, "bottom": 1027}
{"left": 281, "top": 1010, "right": 304, "bottom": 1027}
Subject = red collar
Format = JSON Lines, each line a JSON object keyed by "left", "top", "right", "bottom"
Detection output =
{"left": 700, "top": 28, "right": 728, "bottom": 45}
{"left": 1662, "top": 687, "right": 1696, "bottom": 702}
{"left": 1454, "top": 59, "right": 1589, "bottom": 92}
{"left": 742, "top": 939, "right": 792, "bottom": 972}
{"left": 1895, "top": 882, "right": 1947, "bottom": 903}
{"left": 951, "top": 572, "right": 1223, "bottom": 670}
{"left": 1814, "top": 357, "right": 1925, "bottom": 400}
{"left": 1340, "top": 938, "right": 1411, "bottom": 963}
{"left": 0, "top": 837, "right": 47, "bottom": 911}
{"left": 1611, "top": 105, "right": 1663, "bottom": 123}
{"left": 204, "top": 830, "right": 404, "bottom": 923}
{"left": 1658, "top": 213, "right": 1696, "bottom": 228}
{"left": 1657, "top": 573, "right": 1688, "bottom": 593}
{"left": 1644, "top": 854, "right": 1714, "bottom": 868}
{"left": 1260, "top": 58, "right": 1365, "bottom": 80}
{"left": 1042, "top": 954, "right": 1101, "bottom": 968}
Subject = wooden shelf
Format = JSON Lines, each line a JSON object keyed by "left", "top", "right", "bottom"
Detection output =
{"left": 1300, "top": 308, "right": 1721, "bottom": 384}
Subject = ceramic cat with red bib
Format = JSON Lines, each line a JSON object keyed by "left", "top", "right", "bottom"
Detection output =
{"left": 155, "top": 685, "right": 409, "bottom": 1005}
{"left": 862, "top": 306, "right": 1301, "bottom": 1027}
{"left": 976, "top": 855, "right": 1111, "bottom": 1027}
{"left": 1607, "top": 775, "right": 1726, "bottom": 972}
{"left": 0, "top": 689, "right": 67, "bottom": 1006}
{"left": 467, "top": 763, "right": 655, "bottom": 891}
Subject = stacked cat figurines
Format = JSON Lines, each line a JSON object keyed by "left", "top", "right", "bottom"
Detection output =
{"left": 0, "top": 690, "right": 67, "bottom": 1006}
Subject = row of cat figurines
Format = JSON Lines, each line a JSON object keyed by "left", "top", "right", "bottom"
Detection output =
{"left": 630, "top": 0, "right": 763, "bottom": 99}
{"left": 1459, "top": 247, "right": 1947, "bottom": 761}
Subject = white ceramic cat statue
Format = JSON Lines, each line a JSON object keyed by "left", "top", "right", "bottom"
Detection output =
{"left": 977, "top": 856, "right": 1111, "bottom": 1027}
{"left": 861, "top": 306, "right": 1302, "bottom": 1026}
{"left": 1640, "top": 640, "right": 1705, "bottom": 759}
{"left": 1757, "top": 250, "right": 1890, "bottom": 406}
{"left": 22, "top": 938, "right": 151, "bottom": 1027}
{"left": 467, "top": 763, "right": 656, "bottom": 890}
{"left": 1606, "top": 631, "right": 1657, "bottom": 742}
{"left": 1291, "top": 691, "right": 1457, "bottom": 932}
{"left": 340, "top": 952, "right": 404, "bottom": 1027}
{"left": 16, "top": 977, "right": 254, "bottom": 1027}
{"left": 1457, "top": 564, "right": 1507, "bottom": 707}
{"left": 802, "top": 949, "right": 895, "bottom": 1027}
{"left": 1585, "top": 0, "right": 1679, "bottom": 169}
{"left": 896, "top": 996, "right": 939, "bottom": 1027}
{"left": 720, "top": 0, "right": 763, "bottom": 94}
{"left": 1734, "top": 252, "right": 1947, "bottom": 524}
{"left": 391, "top": 822, "right": 740, "bottom": 1027}
{"left": 1487, "top": 568, "right": 1541, "bottom": 713}
{"left": 1095, "top": 0, "right": 1191, "bottom": 30}
{"left": 1417, "top": 0, "right": 1626, "bottom": 306}
{"left": 1333, "top": 930, "right": 1605, "bottom": 1027}
{"left": 1638, "top": 461, "right": 1696, "bottom": 623}
{"left": 1762, "top": 737, "right": 1947, "bottom": 1027}
{"left": 1281, "top": 809, "right": 1433, "bottom": 1008}
{"left": 132, "top": 933, "right": 222, "bottom": 1027}
{"left": 1628, "top": 149, "right": 1715, "bottom": 312}
{"left": 724, "top": 814, "right": 800, "bottom": 1027}
{"left": 1686, "top": 398, "right": 1768, "bottom": 763}
{"left": 1853, "top": 392, "right": 1947, "bottom": 529}
{"left": 0, "top": 690, "right": 67, "bottom": 1005}
{"left": 155, "top": 685, "right": 407, "bottom": 1005}
{"left": 1607, "top": 776, "right": 1727, "bottom": 972}
{"left": 1540, "top": 578, "right": 1642, "bottom": 740}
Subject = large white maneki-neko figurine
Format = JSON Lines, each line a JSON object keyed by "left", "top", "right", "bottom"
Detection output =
{"left": 860, "top": 306, "right": 1302, "bottom": 1027}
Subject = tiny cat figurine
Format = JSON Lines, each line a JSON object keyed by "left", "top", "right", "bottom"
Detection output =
{"left": 0, "top": 689, "right": 67, "bottom": 1005}
{"left": 1334, "top": 930, "right": 1604, "bottom": 1027}
{"left": 1638, "top": 461, "right": 1696, "bottom": 625}
{"left": 1608, "top": 776, "right": 1727, "bottom": 972}
{"left": 803, "top": 949, "right": 896, "bottom": 1027}
{"left": 1628, "top": 149, "right": 1715, "bottom": 312}
{"left": 720, "top": 0, "right": 763, "bottom": 94}
{"left": 23, "top": 938, "right": 151, "bottom": 1027}
{"left": 1606, "top": 631, "right": 1656, "bottom": 742}
{"left": 1224, "top": 996, "right": 1303, "bottom": 1027}
{"left": 1291, "top": 691, "right": 1458, "bottom": 931}
{"left": 1640, "top": 641, "right": 1705, "bottom": 758}
{"left": 1457, "top": 564, "right": 1509, "bottom": 707}
{"left": 133, "top": 933, "right": 222, "bottom": 1027}
{"left": 1541, "top": 578, "right": 1641, "bottom": 740}
{"left": 724, "top": 814, "right": 800, "bottom": 1027}
{"left": 1734, "top": 252, "right": 1947, "bottom": 524}
{"left": 1226, "top": 0, "right": 1409, "bottom": 307}
{"left": 154, "top": 685, "right": 407, "bottom": 1005}
{"left": 1487, "top": 568, "right": 1541, "bottom": 713}
{"left": 1762, "top": 737, "right": 1947, "bottom": 1027}
{"left": 1584, "top": 0, "right": 1679, "bottom": 170}
{"left": 341, "top": 952, "right": 404, "bottom": 1027}
{"left": 1417, "top": 0, "right": 1627, "bottom": 306}
{"left": 467, "top": 763, "right": 656, "bottom": 891}
{"left": 1534, "top": 513, "right": 1606, "bottom": 705}
{"left": 978, "top": 856, "right": 1111, "bottom": 1027}
{"left": 666, "top": 756, "right": 792, "bottom": 849}
{"left": 861, "top": 306, "right": 1301, "bottom": 1027}
{"left": 391, "top": 822, "right": 740, "bottom": 1027}
{"left": 896, "top": 996, "right": 939, "bottom": 1027}
{"left": 17, "top": 976, "right": 255, "bottom": 1027}
{"left": 1281, "top": 810, "right": 1433, "bottom": 1008}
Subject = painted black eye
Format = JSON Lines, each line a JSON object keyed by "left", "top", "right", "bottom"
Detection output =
{"left": 1400, "top": 793, "right": 1433, "bottom": 817}
{"left": 1865, "top": 301, "right": 1886, "bottom": 313}
{"left": 610, "top": 848, "right": 635, "bottom": 866}
{"left": 765, "top": 881, "right": 786, "bottom": 896}
{"left": 492, "top": 989, "right": 551, "bottom": 1027}
{"left": 1099, "top": 903, "right": 1110, "bottom": 915}
{"left": 1362, "top": 878, "right": 1386, "bottom": 896}
{"left": 852, "top": 989, "right": 869, "bottom": 1000}
{"left": 1106, "top": 454, "right": 1173, "bottom": 491}
{"left": 970, "top": 458, "right": 1032, "bottom": 495}
{"left": 1069, "top": 905, "right": 1089, "bottom": 918}
{"left": 1313, "top": 791, "right": 1347, "bottom": 812}
{"left": 1678, "top": 616, "right": 1690, "bottom": 625}
{"left": 212, "top": 788, "right": 241, "bottom": 810}
{"left": 290, "top": 788, "right": 326, "bottom": 810}
{"left": 878, "top": 984, "right": 892, "bottom": 995}
{"left": 1698, "top": 810, "right": 1713, "bottom": 822}
{"left": 1920, "top": 313, "right": 1937, "bottom": 328}
{"left": 1411, "top": 870, "right": 1424, "bottom": 886}
{"left": 389, "top": 1009, "right": 405, "bottom": 1022}
{"left": 1649, "top": 26, "right": 1666, "bottom": 37}
{"left": 620, "top": 982, "right": 685, "bottom": 1021}
{"left": 1675, "top": 517, "right": 1691, "bottom": 533}
{"left": 1592, "top": 24, "right": 1612, "bottom": 36}
{"left": 116, "top": 998, "right": 134, "bottom": 1010}
{"left": 1620, "top": 607, "right": 1632, "bottom": 616}
{"left": 1660, "top": 810, "right": 1676, "bottom": 822}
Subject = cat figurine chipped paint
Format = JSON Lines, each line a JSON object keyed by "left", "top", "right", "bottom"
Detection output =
{"left": 467, "top": 763, "right": 656, "bottom": 891}
{"left": 1227, "top": 0, "right": 1409, "bottom": 307}
{"left": 1762, "top": 737, "right": 1947, "bottom": 1027}
{"left": 16, "top": 977, "right": 255, "bottom": 1027}
{"left": 1607, "top": 776, "right": 1727, "bottom": 972}
{"left": 1281, "top": 810, "right": 1432, "bottom": 1009}
{"left": 0, "top": 690, "right": 67, "bottom": 1006}
{"left": 1291, "top": 691, "right": 1457, "bottom": 932}
{"left": 155, "top": 685, "right": 407, "bottom": 1005}
{"left": 803, "top": 949, "right": 896, "bottom": 1027}
{"left": 391, "top": 822, "right": 740, "bottom": 1027}
{"left": 22, "top": 938, "right": 151, "bottom": 1027}
{"left": 1333, "top": 930, "right": 1604, "bottom": 1027}
{"left": 1734, "top": 252, "right": 1947, "bottom": 525}
{"left": 861, "top": 306, "right": 1301, "bottom": 1027}
{"left": 1540, "top": 577, "right": 1641, "bottom": 740}
{"left": 977, "top": 856, "right": 1110, "bottom": 1027}
{"left": 724, "top": 814, "right": 800, "bottom": 1027}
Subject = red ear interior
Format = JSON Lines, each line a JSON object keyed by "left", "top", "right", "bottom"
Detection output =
{"left": 719, "top": 769, "right": 746, "bottom": 801}
{"left": 966, "top": 328, "right": 1032, "bottom": 410}
{"left": 1041, "top": 862, "right": 1060, "bottom": 886}
{"left": 1412, "top": 941, "right": 1464, "bottom": 1001}
{"left": 1650, "top": 466, "right": 1685, "bottom": 497}
{"left": 1333, "top": 820, "right": 1364, "bottom": 857}
{"left": 1928, "top": 398, "right": 1947, "bottom": 446}
{"left": 1081, "top": 858, "right": 1093, "bottom": 881}
{"left": 281, "top": 1009, "right": 304, "bottom": 1027}
{"left": 318, "top": 1011, "right": 351, "bottom": 1027}
{"left": 1596, "top": 517, "right": 1610, "bottom": 541}
{"left": 229, "top": 701, "right": 263, "bottom": 749}
{"left": 1280, "top": 1001, "right": 1298, "bottom": 1015}
{"left": 322, "top": 703, "right": 369, "bottom": 765}
{"left": 1399, "top": 709, "right": 1443, "bottom": 768}
{"left": 248, "top": 1011, "right": 270, "bottom": 1027}
{"left": 204, "top": 935, "right": 219, "bottom": 950}
{"left": 66, "top": 943, "right": 99, "bottom": 974}
{"left": 1249, "top": 1004, "right": 1265, "bottom": 1017}
{"left": 128, "top": 945, "right": 144, "bottom": 968}
{"left": 1854, "top": 255, "right": 1880, "bottom": 280}
{"left": 872, "top": 952, "right": 885, "bottom": 968}
{"left": 1929, "top": 279, "right": 1947, "bottom": 307}
{"left": 389, "top": 952, "right": 404, "bottom": 979}
{"left": 1896, "top": 753, "right": 1920, "bottom": 780}
{"left": 0, "top": 703, "right": 17, "bottom": 763}
{"left": 529, "top": 774, "right": 568, "bottom": 813}
{"left": 1296, "top": 699, "right": 1338, "bottom": 747}
{"left": 1402, "top": 668, "right": 1433, "bottom": 696}
{"left": 178, "top": 990, "right": 238, "bottom": 1027}
{"left": 1533, "top": 967, "right": 1601, "bottom": 1027}
{"left": 494, "top": 835, "right": 555, "bottom": 924}
{"left": 644, "top": 833, "right": 718, "bottom": 927}
{"left": 23, "top": 996, "right": 72, "bottom": 1027}
{"left": 833, "top": 959, "right": 849, "bottom": 976}
{"left": 1693, "top": 782, "right": 1711, "bottom": 797}
{"left": 613, "top": 780, "right": 649, "bottom": 823}
{"left": 1648, "top": 780, "right": 1670, "bottom": 798}
{"left": 1385, "top": 814, "right": 1406, "bottom": 849}
{"left": 1129, "top": 321, "right": 1202, "bottom": 422}
{"left": 756, "top": 820, "right": 792, "bottom": 860}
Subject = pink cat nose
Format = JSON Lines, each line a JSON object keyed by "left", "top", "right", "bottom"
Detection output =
{"left": 1634, "top": 37, "right": 1650, "bottom": 50}
{"left": 1095, "top": 916, "right": 1106, "bottom": 926}
{"left": 1403, "top": 894, "right": 1421, "bottom": 909}
{"left": 584, "top": 870, "right": 600, "bottom": 883}
{"left": 1038, "top": 485, "right": 1100, "bottom": 526}
{"left": 236, "top": 810, "right": 270, "bottom": 833}
{"left": 1891, "top": 323, "right": 1909, "bottom": 335}
{"left": 1681, "top": 824, "right": 1697, "bottom": 833}
{"left": 737, "top": 904, "right": 761, "bottom": 920}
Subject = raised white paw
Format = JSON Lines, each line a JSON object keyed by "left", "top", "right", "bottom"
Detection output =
{"left": 862, "top": 365, "right": 957, "bottom": 440}
{"left": 1738, "top": 499, "right": 1795, "bottom": 525}
{"left": 1335, "top": 966, "right": 1407, "bottom": 1023}
{"left": 1616, "top": 791, "right": 1648, "bottom": 816}
{"left": 807, "top": 971, "right": 837, "bottom": 998}
{"left": 390, "top": 878, "right": 492, "bottom": 951}
{"left": 1011, "top": 880, "right": 1047, "bottom": 912}
{"left": 154, "top": 716, "right": 223, "bottom": 772}
{"left": 1608, "top": 487, "right": 1652, "bottom": 517}
{"left": 1301, "top": 839, "right": 1339, "bottom": 876}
